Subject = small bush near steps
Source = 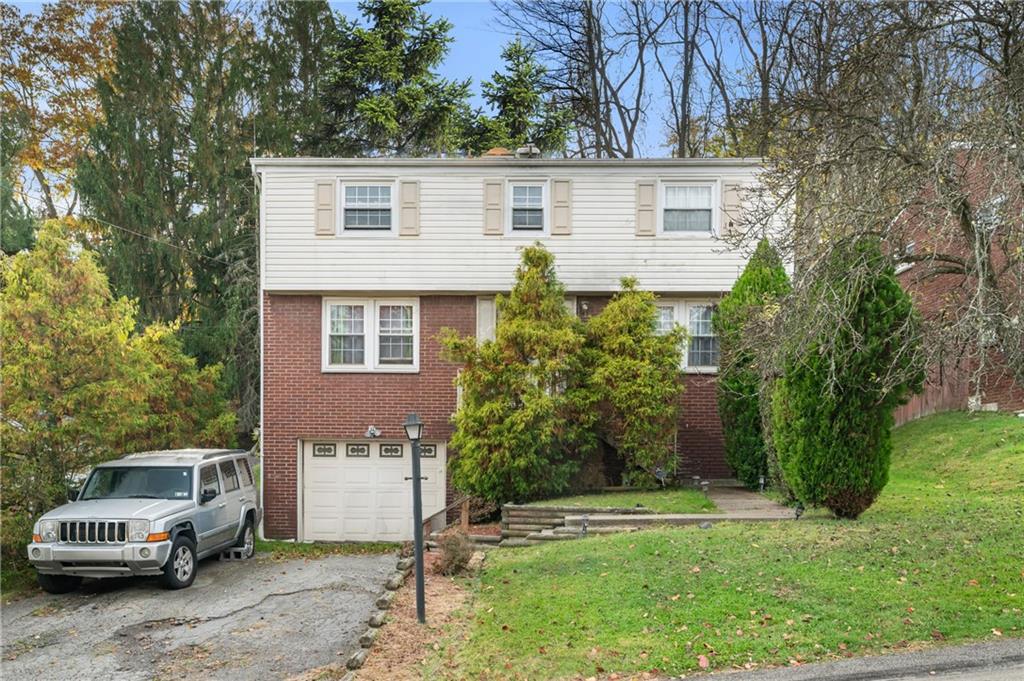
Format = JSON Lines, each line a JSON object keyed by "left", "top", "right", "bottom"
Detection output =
{"left": 435, "top": 530, "right": 473, "bottom": 576}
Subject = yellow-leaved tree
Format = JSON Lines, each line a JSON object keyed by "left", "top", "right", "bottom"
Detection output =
{"left": 0, "top": 220, "right": 235, "bottom": 589}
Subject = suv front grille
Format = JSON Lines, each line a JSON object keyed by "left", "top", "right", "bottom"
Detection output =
{"left": 59, "top": 521, "right": 127, "bottom": 544}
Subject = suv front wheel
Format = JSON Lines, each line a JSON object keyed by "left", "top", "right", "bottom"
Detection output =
{"left": 160, "top": 535, "right": 197, "bottom": 590}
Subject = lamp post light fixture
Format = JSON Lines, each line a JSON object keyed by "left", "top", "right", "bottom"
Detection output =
{"left": 402, "top": 412, "right": 426, "bottom": 624}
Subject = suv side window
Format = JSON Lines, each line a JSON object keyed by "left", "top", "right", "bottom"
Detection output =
{"left": 219, "top": 460, "right": 240, "bottom": 492}
{"left": 199, "top": 464, "right": 221, "bottom": 495}
{"left": 237, "top": 458, "right": 254, "bottom": 487}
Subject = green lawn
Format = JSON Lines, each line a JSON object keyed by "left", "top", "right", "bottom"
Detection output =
{"left": 437, "top": 412, "right": 1024, "bottom": 679}
{"left": 527, "top": 488, "right": 716, "bottom": 514}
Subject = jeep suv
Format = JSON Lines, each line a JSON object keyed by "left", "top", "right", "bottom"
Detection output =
{"left": 28, "top": 449, "right": 261, "bottom": 593}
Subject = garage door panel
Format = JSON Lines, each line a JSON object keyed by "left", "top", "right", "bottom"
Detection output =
{"left": 302, "top": 440, "right": 447, "bottom": 542}
{"left": 344, "top": 490, "right": 373, "bottom": 511}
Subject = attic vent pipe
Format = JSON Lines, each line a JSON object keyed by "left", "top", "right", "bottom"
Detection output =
{"left": 515, "top": 143, "right": 541, "bottom": 159}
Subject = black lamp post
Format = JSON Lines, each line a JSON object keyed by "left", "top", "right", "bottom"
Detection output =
{"left": 402, "top": 412, "right": 426, "bottom": 624}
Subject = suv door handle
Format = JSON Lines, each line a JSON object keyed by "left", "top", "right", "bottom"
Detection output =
{"left": 218, "top": 502, "right": 227, "bottom": 508}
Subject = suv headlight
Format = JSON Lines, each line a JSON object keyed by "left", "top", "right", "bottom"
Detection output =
{"left": 128, "top": 519, "right": 150, "bottom": 543}
{"left": 38, "top": 520, "right": 58, "bottom": 543}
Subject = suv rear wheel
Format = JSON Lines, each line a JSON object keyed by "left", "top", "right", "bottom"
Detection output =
{"left": 37, "top": 573, "right": 82, "bottom": 594}
{"left": 160, "top": 535, "right": 197, "bottom": 589}
{"left": 233, "top": 517, "right": 255, "bottom": 559}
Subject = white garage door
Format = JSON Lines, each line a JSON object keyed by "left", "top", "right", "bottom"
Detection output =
{"left": 301, "top": 440, "right": 446, "bottom": 542}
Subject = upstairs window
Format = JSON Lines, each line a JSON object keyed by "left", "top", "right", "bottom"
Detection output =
{"left": 687, "top": 304, "right": 719, "bottom": 368}
{"left": 343, "top": 184, "right": 392, "bottom": 230}
{"left": 663, "top": 184, "right": 713, "bottom": 233}
{"left": 323, "top": 298, "right": 419, "bottom": 372}
{"left": 510, "top": 184, "right": 545, "bottom": 231}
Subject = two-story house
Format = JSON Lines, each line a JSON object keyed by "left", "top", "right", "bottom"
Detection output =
{"left": 253, "top": 154, "right": 760, "bottom": 542}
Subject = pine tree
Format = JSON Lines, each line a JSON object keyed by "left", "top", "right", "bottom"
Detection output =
{"left": 315, "top": 0, "right": 470, "bottom": 156}
{"left": 771, "top": 238, "right": 923, "bottom": 518}
{"left": 256, "top": 1, "right": 338, "bottom": 156}
{"left": 586, "top": 278, "right": 684, "bottom": 484}
{"left": 469, "top": 38, "right": 570, "bottom": 155}
{"left": 713, "top": 239, "right": 790, "bottom": 489}
{"left": 440, "top": 244, "right": 596, "bottom": 503}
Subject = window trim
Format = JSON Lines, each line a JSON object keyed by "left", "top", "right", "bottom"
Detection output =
{"left": 655, "top": 298, "right": 720, "bottom": 373}
{"left": 506, "top": 179, "right": 550, "bottom": 236}
{"left": 338, "top": 179, "right": 398, "bottom": 236}
{"left": 657, "top": 180, "right": 720, "bottom": 237}
{"left": 322, "top": 297, "right": 420, "bottom": 373}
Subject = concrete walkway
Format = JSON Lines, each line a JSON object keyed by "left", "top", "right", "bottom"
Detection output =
{"left": 706, "top": 483, "right": 793, "bottom": 518}
{"left": 501, "top": 483, "right": 793, "bottom": 545}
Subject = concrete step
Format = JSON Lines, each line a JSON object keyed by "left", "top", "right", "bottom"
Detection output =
{"left": 469, "top": 534, "right": 501, "bottom": 544}
{"left": 502, "top": 513, "right": 568, "bottom": 524}
{"left": 505, "top": 503, "right": 654, "bottom": 515}
{"left": 499, "top": 529, "right": 534, "bottom": 538}
{"left": 564, "top": 512, "right": 790, "bottom": 527}
{"left": 525, "top": 531, "right": 579, "bottom": 541}
{"left": 552, "top": 525, "right": 640, "bottom": 535}
{"left": 504, "top": 522, "right": 562, "bottom": 532}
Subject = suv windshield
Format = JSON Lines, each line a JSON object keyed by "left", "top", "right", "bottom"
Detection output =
{"left": 80, "top": 467, "right": 193, "bottom": 501}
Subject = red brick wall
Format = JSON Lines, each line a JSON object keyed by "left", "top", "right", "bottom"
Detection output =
{"left": 262, "top": 293, "right": 474, "bottom": 538}
{"left": 678, "top": 374, "right": 731, "bottom": 478}
{"left": 263, "top": 292, "right": 731, "bottom": 539}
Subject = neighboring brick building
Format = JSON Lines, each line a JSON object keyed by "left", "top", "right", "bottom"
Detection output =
{"left": 254, "top": 155, "right": 761, "bottom": 541}
{"left": 892, "top": 156, "right": 1023, "bottom": 422}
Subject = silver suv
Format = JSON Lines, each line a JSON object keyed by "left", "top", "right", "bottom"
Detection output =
{"left": 28, "top": 449, "right": 261, "bottom": 593}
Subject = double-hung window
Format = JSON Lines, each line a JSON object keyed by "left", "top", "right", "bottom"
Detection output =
{"left": 343, "top": 184, "right": 392, "bottom": 231}
{"left": 323, "top": 298, "right": 418, "bottom": 372}
{"left": 653, "top": 300, "right": 719, "bottom": 371}
{"left": 510, "top": 183, "right": 545, "bottom": 232}
{"left": 686, "top": 304, "right": 719, "bottom": 368}
{"left": 663, "top": 184, "right": 714, "bottom": 233}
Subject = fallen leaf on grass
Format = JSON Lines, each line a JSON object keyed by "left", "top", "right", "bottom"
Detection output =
{"left": 697, "top": 654, "right": 709, "bottom": 669}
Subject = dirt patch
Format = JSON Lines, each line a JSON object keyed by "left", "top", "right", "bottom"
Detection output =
{"left": 358, "top": 551, "right": 469, "bottom": 681}
{"left": 468, "top": 522, "right": 501, "bottom": 536}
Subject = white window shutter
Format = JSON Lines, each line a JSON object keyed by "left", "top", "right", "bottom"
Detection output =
{"left": 551, "top": 179, "right": 572, "bottom": 235}
{"left": 635, "top": 180, "right": 656, "bottom": 236}
{"left": 483, "top": 179, "right": 504, "bottom": 235}
{"left": 398, "top": 180, "right": 420, "bottom": 236}
{"left": 314, "top": 180, "right": 336, "bottom": 236}
{"left": 476, "top": 296, "right": 497, "bottom": 342}
{"left": 722, "top": 181, "right": 744, "bottom": 237}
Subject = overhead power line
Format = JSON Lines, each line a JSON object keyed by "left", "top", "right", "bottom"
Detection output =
{"left": 10, "top": 187, "right": 230, "bottom": 265}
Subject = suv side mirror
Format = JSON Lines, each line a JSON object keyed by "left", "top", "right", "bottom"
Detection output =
{"left": 67, "top": 488, "right": 80, "bottom": 503}
{"left": 200, "top": 488, "right": 218, "bottom": 504}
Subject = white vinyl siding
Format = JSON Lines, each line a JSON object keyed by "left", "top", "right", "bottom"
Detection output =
{"left": 655, "top": 299, "right": 719, "bottom": 372}
{"left": 322, "top": 298, "right": 419, "bottom": 372}
{"left": 258, "top": 162, "right": 762, "bottom": 293}
{"left": 662, "top": 183, "right": 714, "bottom": 233}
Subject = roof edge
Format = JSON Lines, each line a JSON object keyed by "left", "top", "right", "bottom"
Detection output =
{"left": 250, "top": 156, "right": 763, "bottom": 170}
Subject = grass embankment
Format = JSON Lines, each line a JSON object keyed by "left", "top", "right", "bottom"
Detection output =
{"left": 440, "top": 412, "right": 1024, "bottom": 679}
{"left": 527, "top": 488, "right": 716, "bottom": 514}
{"left": 256, "top": 539, "right": 398, "bottom": 560}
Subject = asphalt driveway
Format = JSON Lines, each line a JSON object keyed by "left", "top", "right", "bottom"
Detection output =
{"left": 1, "top": 550, "right": 396, "bottom": 681}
